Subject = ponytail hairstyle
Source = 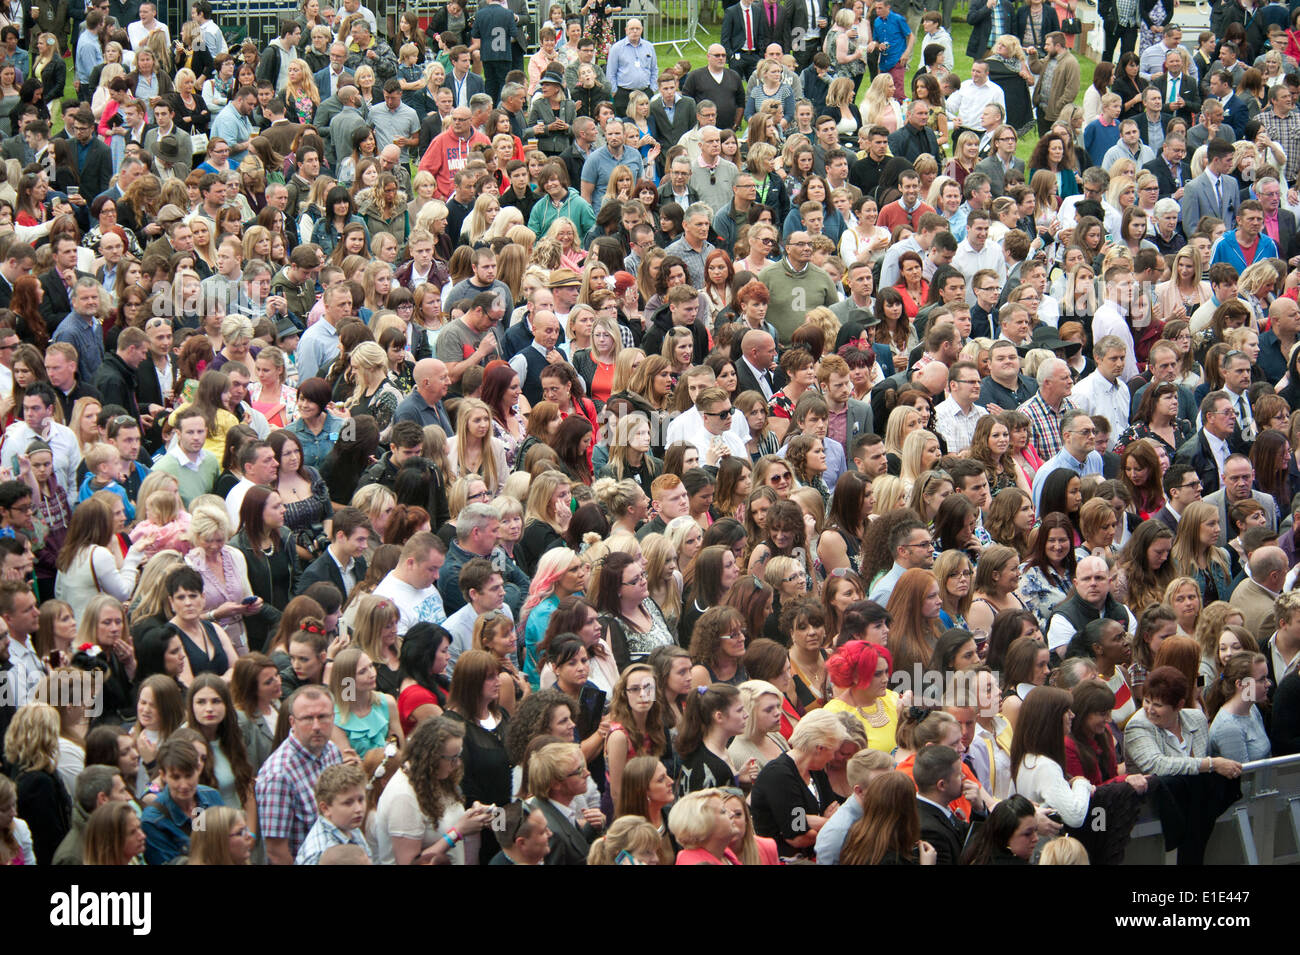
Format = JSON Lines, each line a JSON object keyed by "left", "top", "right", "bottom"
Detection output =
{"left": 894, "top": 707, "right": 957, "bottom": 751}
{"left": 1203, "top": 650, "right": 1268, "bottom": 723}
{"left": 675, "top": 682, "right": 740, "bottom": 757}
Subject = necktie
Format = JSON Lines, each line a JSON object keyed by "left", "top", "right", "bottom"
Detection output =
{"left": 1240, "top": 396, "right": 1256, "bottom": 441}
{"left": 1168, "top": 77, "right": 1178, "bottom": 105}
{"left": 1170, "top": 161, "right": 1179, "bottom": 187}
{"left": 1215, "top": 176, "right": 1223, "bottom": 213}
{"left": 744, "top": 6, "right": 753, "bottom": 50}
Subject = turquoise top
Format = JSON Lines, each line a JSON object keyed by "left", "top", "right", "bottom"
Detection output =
{"left": 335, "top": 695, "right": 391, "bottom": 757}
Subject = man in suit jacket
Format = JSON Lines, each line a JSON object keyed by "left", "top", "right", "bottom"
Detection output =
{"left": 1180, "top": 139, "right": 1240, "bottom": 238}
{"left": 1209, "top": 70, "right": 1250, "bottom": 139}
{"left": 1143, "top": 137, "right": 1191, "bottom": 199}
{"left": 972, "top": 124, "right": 1025, "bottom": 196}
{"left": 66, "top": 106, "right": 113, "bottom": 202}
{"left": 1151, "top": 53, "right": 1201, "bottom": 122}
{"left": 441, "top": 48, "right": 486, "bottom": 109}
{"left": 647, "top": 75, "right": 696, "bottom": 171}
{"left": 734, "top": 328, "right": 787, "bottom": 402}
{"left": 1174, "top": 392, "right": 1247, "bottom": 496}
{"left": 914, "top": 745, "right": 968, "bottom": 865}
{"left": 965, "top": 0, "right": 1015, "bottom": 59}
{"left": 314, "top": 41, "right": 354, "bottom": 99}
{"left": 721, "top": 0, "right": 767, "bottom": 80}
{"left": 532, "top": 744, "right": 595, "bottom": 866}
{"left": 292, "top": 507, "right": 370, "bottom": 599}
{"left": 39, "top": 236, "right": 94, "bottom": 329}
{"left": 786, "top": 0, "right": 830, "bottom": 70}
{"left": 1232, "top": 547, "right": 1288, "bottom": 645}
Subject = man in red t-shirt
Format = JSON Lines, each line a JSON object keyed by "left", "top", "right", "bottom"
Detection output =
{"left": 877, "top": 168, "right": 936, "bottom": 234}
{"left": 418, "top": 106, "right": 490, "bottom": 199}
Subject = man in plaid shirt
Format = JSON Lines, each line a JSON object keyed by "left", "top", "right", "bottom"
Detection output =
{"left": 1017, "top": 358, "right": 1077, "bottom": 462}
{"left": 256, "top": 685, "right": 343, "bottom": 865}
{"left": 1260, "top": 85, "right": 1300, "bottom": 187}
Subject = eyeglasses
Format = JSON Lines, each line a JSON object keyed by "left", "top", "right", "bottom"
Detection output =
{"left": 956, "top": 379, "right": 980, "bottom": 386}
{"left": 722, "top": 630, "right": 746, "bottom": 641}
{"left": 628, "top": 681, "right": 656, "bottom": 697}
{"left": 438, "top": 751, "right": 463, "bottom": 763}
{"left": 770, "top": 472, "right": 792, "bottom": 483}
{"left": 622, "top": 571, "right": 647, "bottom": 587}
{"left": 905, "top": 539, "right": 935, "bottom": 549}
{"left": 1069, "top": 427, "right": 1097, "bottom": 437}
{"left": 1176, "top": 479, "right": 1202, "bottom": 490}
{"left": 703, "top": 407, "right": 734, "bottom": 418}
{"left": 783, "top": 572, "right": 803, "bottom": 583}
{"left": 468, "top": 490, "right": 491, "bottom": 501}
{"left": 949, "top": 568, "right": 974, "bottom": 578}
{"left": 562, "top": 763, "right": 590, "bottom": 778}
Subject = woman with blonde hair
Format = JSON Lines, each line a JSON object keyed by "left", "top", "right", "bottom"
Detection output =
{"left": 945, "top": 131, "right": 981, "bottom": 187}
{"left": 1171, "top": 500, "right": 1233, "bottom": 604}
{"left": 3, "top": 702, "right": 70, "bottom": 863}
{"left": 545, "top": 215, "right": 586, "bottom": 271}
{"left": 447, "top": 397, "right": 507, "bottom": 496}
{"left": 343, "top": 341, "right": 403, "bottom": 440}
{"left": 284, "top": 57, "right": 321, "bottom": 124}
{"left": 187, "top": 805, "right": 254, "bottom": 864}
{"left": 899, "top": 427, "right": 942, "bottom": 499}
{"left": 460, "top": 191, "right": 500, "bottom": 247}
{"left": 517, "top": 471, "right": 574, "bottom": 577}
{"left": 860, "top": 73, "right": 903, "bottom": 133}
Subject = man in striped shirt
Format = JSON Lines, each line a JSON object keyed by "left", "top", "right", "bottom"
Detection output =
{"left": 1260, "top": 85, "right": 1300, "bottom": 186}
{"left": 1018, "top": 358, "right": 1076, "bottom": 461}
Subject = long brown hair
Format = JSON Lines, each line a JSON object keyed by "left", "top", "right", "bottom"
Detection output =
{"left": 446, "top": 649, "right": 502, "bottom": 720}
{"left": 10, "top": 279, "right": 46, "bottom": 347}
{"left": 839, "top": 772, "right": 921, "bottom": 865}
{"left": 1009, "top": 686, "right": 1072, "bottom": 777}
{"left": 607, "top": 664, "right": 667, "bottom": 758}
{"left": 884, "top": 568, "right": 943, "bottom": 678}
{"left": 56, "top": 495, "right": 115, "bottom": 571}
{"left": 185, "top": 674, "right": 256, "bottom": 804}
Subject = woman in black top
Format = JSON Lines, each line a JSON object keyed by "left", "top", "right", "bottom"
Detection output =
{"left": 213, "top": 424, "right": 259, "bottom": 499}
{"left": 960, "top": 794, "right": 1037, "bottom": 865}
{"left": 674, "top": 683, "right": 751, "bottom": 797}
{"left": 231, "top": 485, "right": 297, "bottom": 652}
{"left": 4, "top": 702, "right": 73, "bottom": 864}
{"left": 1111, "top": 54, "right": 1146, "bottom": 119}
{"left": 443, "top": 649, "right": 512, "bottom": 865}
{"left": 749, "top": 709, "right": 847, "bottom": 860}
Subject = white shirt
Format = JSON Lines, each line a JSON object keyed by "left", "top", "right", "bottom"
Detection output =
{"left": 1205, "top": 429, "right": 1230, "bottom": 476}
{"left": 741, "top": 355, "right": 775, "bottom": 401}
{"left": 1090, "top": 302, "right": 1139, "bottom": 381}
{"left": 953, "top": 238, "right": 1005, "bottom": 303}
{"left": 946, "top": 79, "right": 1006, "bottom": 130}
{"left": 0, "top": 419, "right": 79, "bottom": 493}
{"left": 127, "top": 18, "right": 170, "bottom": 52}
{"left": 445, "top": 602, "right": 516, "bottom": 674}
{"left": 5, "top": 635, "right": 45, "bottom": 707}
{"left": 664, "top": 406, "right": 749, "bottom": 461}
{"left": 226, "top": 477, "right": 255, "bottom": 525}
{"left": 933, "top": 395, "right": 987, "bottom": 454}
{"left": 374, "top": 571, "right": 446, "bottom": 634}
{"left": 1071, "top": 371, "right": 1131, "bottom": 449}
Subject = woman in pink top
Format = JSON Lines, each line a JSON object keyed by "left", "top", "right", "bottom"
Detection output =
{"left": 670, "top": 789, "right": 742, "bottom": 865}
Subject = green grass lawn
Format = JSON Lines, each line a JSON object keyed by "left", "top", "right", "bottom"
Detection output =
{"left": 672, "top": 15, "right": 1097, "bottom": 160}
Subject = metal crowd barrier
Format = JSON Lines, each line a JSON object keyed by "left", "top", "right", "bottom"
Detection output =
{"left": 1123, "top": 752, "right": 1300, "bottom": 864}
{"left": 611, "top": 0, "right": 708, "bottom": 60}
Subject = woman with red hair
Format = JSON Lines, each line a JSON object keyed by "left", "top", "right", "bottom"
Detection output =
{"left": 703, "top": 249, "right": 734, "bottom": 321}
{"left": 733, "top": 279, "right": 778, "bottom": 342}
{"left": 823, "top": 640, "right": 900, "bottom": 755}
{"left": 10, "top": 275, "right": 47, "bottom": 350}
{"left": 886, "top": 568, "right": 945, "bottom": 683}
{"left": 479, "top": 360, "right": 529, "bottom": 469}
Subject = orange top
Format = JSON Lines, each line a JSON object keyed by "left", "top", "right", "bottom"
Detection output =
{"left": 895, "top": 751, "right": 978, "bottom": 822}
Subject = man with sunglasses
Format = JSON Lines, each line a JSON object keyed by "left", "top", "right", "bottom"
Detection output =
{"left": 665, "top": 386, "right": 749, "bottom": 466}
{"left": 1031, "top": 408, "right": 1106, "bottom": 512}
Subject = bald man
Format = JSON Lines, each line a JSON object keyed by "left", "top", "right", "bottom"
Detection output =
{"left": 1233, "top": 546, "right": 1289, "bottom": 644}
{"left": 395, "top": 358, "right": 453, "bottom": 431}
{"left": 735, "top": 329, "right": 785, "bottom": 400}
{"left": 1045, "top": 554, "right": 1137, "bottom": 656}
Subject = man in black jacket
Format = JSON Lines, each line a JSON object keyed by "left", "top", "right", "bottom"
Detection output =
{"left": 914, "top": 745, "right": 969, "bottom": 865}
{"left": 66, "top": 106, "right": 114, "bottom": 210}
{"left": 1143, "top": 133, "right": 1190, "bottom": 198}
{"left": 91, "top": 326, "right": 146, "bottom": 426}
{"left": 356, "top": 421, "right": 427, "bottom": 492}
{"left": 293, "top": 506, "right": 370, "bottom": 600}
{"left": 888, "top": 99, "right": 942, "bottom": 163}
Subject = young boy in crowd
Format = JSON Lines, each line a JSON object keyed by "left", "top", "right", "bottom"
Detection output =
{"left": 78, "top": 442, "right": 135, "bottom": 521}
{"left": 296, "top": 763, "right": 373, "bottom": 865}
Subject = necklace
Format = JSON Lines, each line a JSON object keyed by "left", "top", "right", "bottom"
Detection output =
{"left": 856, "top": 697, "right": 890, "bottom": 727}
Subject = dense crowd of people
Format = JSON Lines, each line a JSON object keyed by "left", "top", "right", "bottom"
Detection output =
{"left": 1, "top": 0, "right": 1299, "bottom": 868}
